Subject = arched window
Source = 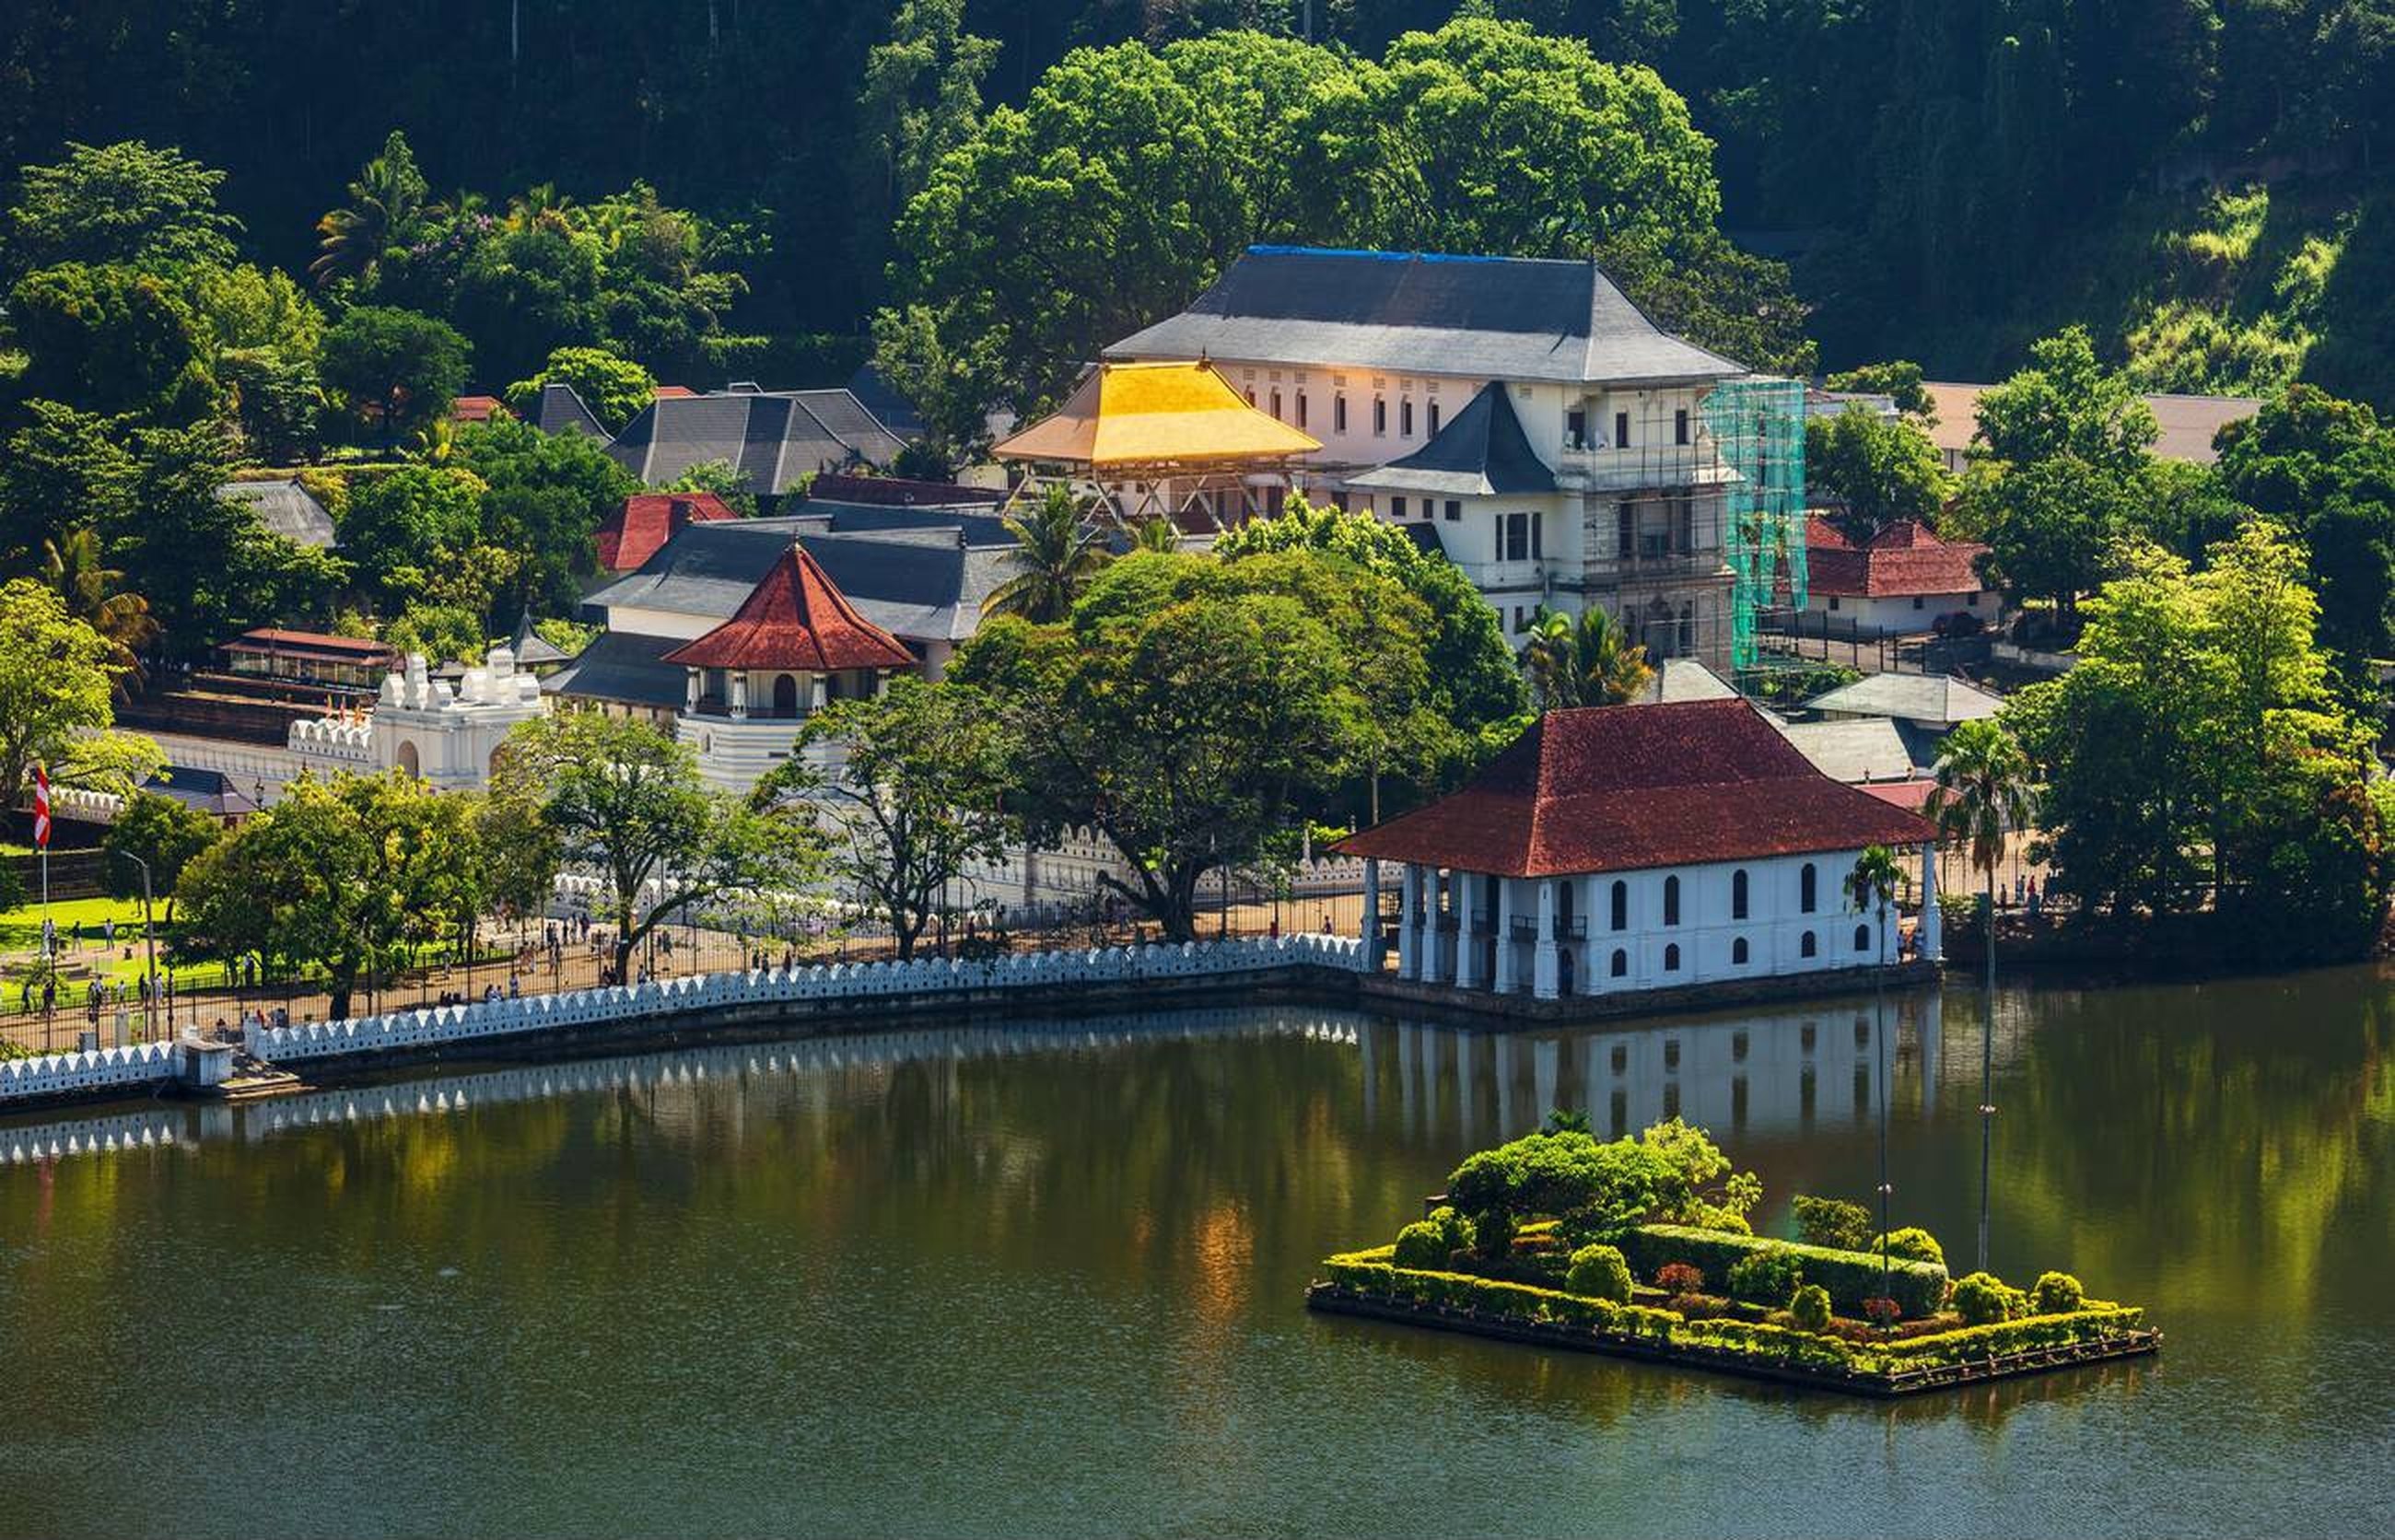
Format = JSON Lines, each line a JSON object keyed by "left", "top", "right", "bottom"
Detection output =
{"left": 1610, "top": 949, "right": 1628, "bottom": 977}
{"left": 1609, "top": 880, "right": 1628, "bottom": 931}
{"left": 1732, "top": 869, "right": 1749, "bottom": 920}
{"left": 1664, "top": 943, "right": 1681, "bottom": 972}
{"left": 772, "top": 673, "right": 800, "bottom": 717}
{"left": 1800, "top": 862, "right": 1817, "bottom": 914}
{"left": 1663, "top": 875, "right": 1681, "bottom": 927}
{"left": 1854, "top": 924, "right": 1872, "bottom": 953}
{"left": 1800, "top": 930, "right": 1817, "bottom": 958}
{"left": 1732, "top": 937, "right": 1749, "bottom": 965}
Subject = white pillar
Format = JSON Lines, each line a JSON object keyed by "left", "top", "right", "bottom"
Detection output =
{"left": 730, "top": 671, "right": 749, "bottom": 719}
{"left": 1453, "top": 869, "right": 1480, "bottom": 989}
{"left": 810, "top": 674, "right": 829, "bottom": 711}
{"left": 1493, "top": 878, "right": 1517, "bottom": 994}
{"left": 1361, "top": 858, "right": 1384, "bottom": 969}
{"left": 1534, "top": 880, "right": 1560, "bottom": 1000}
{"left": 683, "top": 669, "right": 701, "bottom": 712}
{"left": 1396, "top": 863, "right": 1419, "bottom": 980}
{"left": 1417, "top": 867, "right": 1443, "bottom": 985}
{"left": 1919, "top": 841, "right": 1943, "bottom": 962}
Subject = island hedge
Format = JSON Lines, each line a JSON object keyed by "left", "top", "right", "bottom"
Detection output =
{"left": 1624, "top": 1224, "right": 1949, "bottom": 1320}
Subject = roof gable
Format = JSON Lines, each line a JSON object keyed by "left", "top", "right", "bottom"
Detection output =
{"left": 661, "top": 542, "right": 916, "bottom": 672}
{"left": 1349, "top": 379, "right": 1557, "bottom": 496}
{"left": 1805, "top": 519, "right": 1987, "bottom": 598}
{"left": 596, "top": 491, "right": 742, "bottom": 572}
{"left": 994, "top": 361, "right": 1319, "bottom": 468}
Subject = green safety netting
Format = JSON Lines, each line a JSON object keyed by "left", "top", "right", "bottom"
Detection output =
{"left": 1700, "top": 378, "right": 1808, "bottom": 670}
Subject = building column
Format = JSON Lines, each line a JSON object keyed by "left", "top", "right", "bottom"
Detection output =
{"left": 1534, "top": 880, "right": 1560, "bottom": 1000}
{"left": 1418, "top": 867, "right": 1443, "bottom": 985}
{"left": 1361, "top": 858, "right": 1384, "bottom": 970}
{"left": 810, "top": 673, "right": 829, "bottom": 711}
{"left": 1396, "top": 863, "right": 1420, "bottom": 981}
{"left": 683, "top": 669, "right": 701, "bottom": 713}
{"left": 1453, "top": 869, "right": 1480, "bottom": 989}
{"left": 730, "top": 671, "right": 749, "bottom": 720}
{"left": 1918, "top": 841, "right": 1943, "bottom": 962}
{"left": 1493, "top": 878, "right": 1517, "bottom": 995}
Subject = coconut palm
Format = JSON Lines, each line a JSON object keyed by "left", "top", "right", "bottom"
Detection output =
{"left": 41, "top": 527, "right": 157, "bottom": 692}
{"left": 1519, "top": 605, "right": 1652, "bottom": 712}
{"left": 1132, "top": 516, "right": 1181, "bottom": 554}
{"left": 311, "top": 130, "right": 431, "bottom": 286}
{"left": 1847, "top": 841, "right": 1901, "bottom": 1312}
{"left": 1922, "top": 715, "right": 2037, "bottom": 1272}
{"left": 987, "top": 486, "right": 1111, "bottom": 623}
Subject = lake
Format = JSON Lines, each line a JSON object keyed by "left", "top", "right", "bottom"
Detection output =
{"left": 2, "top": 972, "right": 2390, "bottom": 1538}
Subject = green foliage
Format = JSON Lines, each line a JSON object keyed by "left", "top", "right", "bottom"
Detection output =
{"left": 1564, "top": 1243, "right": 1634, "bottom": 1304}
{"left": 385, "top": 603, "right": 487, "bottom": 666}
{"left": 1, "top": 140, "right": 240, "bottom": 284}
{"left": 1392, "top": 1220, "right": 1452, "bottom": 1271}
{"left": 453, "top": 220, "right": 608, "bottom": 386}
{"left": 8, "top": 262, "right": 220, "bottom": 422}
{"left": 0, "top": 578, "right": 156, "bottom": 809}
{"left": 1725, "top": 1245, "right": 1805, "bottom": 1309}
{"left": 1823, "top": 360, "right": 1934, "bottom": 419}
{"left": 664, "top": 459, "right": 759, "bottom": 518}
{"left": 1443, "top": 1127, "right": 1678, "bottom": 1249}
{"left": 987, "top": 486, "right": 1111, "bottom": 624}
{"left": 2033, "top": 1271, "right": 2086, "bottom": 1315}
{"left": 1873, "top": 1308, "right": 2147, "bottom": 1370}
{"left": 1518, "top": 604, "right": 1653, "bottom": 713}
{"left": 1868, "top": 1227, "right": 1947, "bottom": 1266}
{"left": 1623, "top": 1223, "right": 1950, "bottom": 1320}
{"left": 1792, "top": 1196, "right": 1875, "bottom": 1254}
{"left": 338, "top": 465, "right": 486, "bottom": 611}
{"left": 458, "top": 414, "right": 636, "bottom": 615}
{"left": 1949, "top": 1271, "right": 2028, "bottom": 1327}
{"left": 505, "top": 345, "right": 656, "bottom": 435}
{"left": 101, "top": 789, "right": 223, "bottom": 922}
{"left": 1790, "top": 1283, "right": 1833, "bottom": 1332}
{"left": 1805, "top": 405, "right": 1952, "bottom": 543}
{"left": 321, "top": 306, "right": 471, "bottom": 449}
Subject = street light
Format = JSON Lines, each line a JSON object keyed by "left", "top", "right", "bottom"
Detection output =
{"left": 112, "top": 849, "right": 158, "bottom": 1043}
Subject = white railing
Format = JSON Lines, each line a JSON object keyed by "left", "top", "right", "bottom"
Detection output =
{"left": 0, "top": 934, "right": 1368, "bottom": 1105}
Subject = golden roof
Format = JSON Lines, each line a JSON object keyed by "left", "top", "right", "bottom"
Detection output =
{"left": 994, "top": 361, "right": 1321, "bottom": 469}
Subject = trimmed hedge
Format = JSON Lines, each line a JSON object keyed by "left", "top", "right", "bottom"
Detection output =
{"left": 1869, "top": 1308, "right": 2145, "bottom": 1370}
{"left": 1624, "top": 1224, "right": 1948, "bottom": 1319}
{"left": 1324, "top": 1253, "right": 1680, "bottom": 1340}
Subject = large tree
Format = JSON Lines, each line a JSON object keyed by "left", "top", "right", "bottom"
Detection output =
{"left": 0, "top": 140, "right": 240, "bottom": 285}
{"left": 1805, "top": 404, "right": 1953, "bottom": 543}
{"left": 459, "top": 414, "right": 638, "bottom": 617}
{"left": 101, "top": 788, "right": 222, "bottom": 929}
{"left": 0, "top": 578, "right": 160, "bottom": 812}
{"left": 502, "top": 344, "right": 655, "bottom": 436}
{"left": 320, "top": 305, "right": 471, "bottom": 449}
{"left": 7, "top": 262, "right": 220, "bottom": 422}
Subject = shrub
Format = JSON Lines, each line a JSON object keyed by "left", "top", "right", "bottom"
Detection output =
{"left": 1565, "top": 1243, "right": 1634, "bottom": 1303}
{"left": 2032, "top": 1271, "right": 2085, "bottom": 1314}
{"left": 1862, "top": 1296, "right": 1903, "bottom": 1328}
{"left": 1624, "top": 1224, "right": 1949, "bottom": 1320}
{"left": 1793, "top": 1196, "right": 1874, "bottom": 1253}
{"left": 1393, "top": 1221, "right": 1448, "bottom": 1270}
{"left": 1653, "top": 1261, "right": 1705, "bottom": 1295}
{"left": 1790, "top": 1283, "right": 1833, "bottom": 1332}
{"left": 1726, "top": 1245, "right": 1805, "bottom": 1308}
{"left": 1950, "top": 1271, "right": 2028, "bottom": 1327}
{"left": 1870, "top": 1227, "right": 1945, "bottom": 1266}
{"left": 1668, "top": 1291, "right": 1723, "bottom": 1320}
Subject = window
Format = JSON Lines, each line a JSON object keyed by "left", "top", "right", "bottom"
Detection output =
{"left": 1296, "top": 392, "right": 1308, "bottom": 429}
{"left": 1968, "top": 590, "right": 1980, "bottom": 607}
{"left": 1567, "top": 408, "right": 1587, "bottom": 448}
{"left": 1802, "top": 1024, "right": 1817, "bottom": 1051}
{"left": 1732, "top": 868, "right": 1749, "bottom": 920}
{"left": 1391, "top": 496, "right": 1407, "bottom": 520}
{"left": 1501, "top": 511, "right": 1536, "bottom": 562}
{"left": 1373, "top": 398, "right": 1386, "bottom": 436}
{"left": 1675, "top": 496, "right": 1694, "bottom": 553}
{"left": 1609, "top": 881, "right": 1628, "bottom": 931}
{"left": 1732, "top": 937, "right": 1749, "bottom": 964}
{"left": 1913, "top": 595, "right": 1926, "bottom": 610}
{"left": 1610, "top": 949, "right": 1629, "bottom": 978}
{"left": 1664, "top": 943, "right": 1681, "bottom": 972}
{"left": 1664, "top": 1040, "right": 1680, "bottom": 1070}
{"left": 1828, "top": 595, "right": 1841, "bottom": 612}
{"left": 1401, "top": 399, "right": 1414, "bottom": 437}
{"left": 1617, "top": 502, "right": 1634, "bottom": 559}
{"left": 1732, "top": 1030, "right": 1748, "bottom": 1062}
{"left": 1663, "top": 875, "right": 1680, "bottom": 927}
{"left": 1428, "top": 402, "right": 1442, "bottom": 436}
{"left": 1444, "top": 500, "right": 1461, "bottom": 522}
{"left": 1615, "top": 410, "right": 1630, "bottom": 447}
{"left": 1530, "top": 513, "right": 1542, "bottom": 559}
{"left": 1244, "top": 389, "right": 1256, "bottom": 406}
{"left": 1800, "top": 863, "right": 1817, "bottom": 914}
{"left": 1801, "top": 930, "right": 1817, "bottom": 958}
{"left": 1334, "top": 395, "right": 1348, "bottom": 433}
{"left": 1611, "top": 1044, "right": 1629, "bottom": 1073}
{"left": 1270, "top": 389, "right": 1282, "bottom": 420}
{"left": 1855, "top": 924, "right": 1872, "bottom": 953}
{"left": 1675, "top": 408, "right": 1690, "bottom": 446}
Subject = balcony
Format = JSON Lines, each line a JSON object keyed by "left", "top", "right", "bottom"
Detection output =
{"left": 1554, "top": 445, "right": 1735, "bottom": 495}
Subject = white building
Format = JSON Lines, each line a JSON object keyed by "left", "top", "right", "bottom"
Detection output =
{"left": 1337, "top": 698, "right": 1940, "bottom": 1001}
{"left": 374, "top": 648, "right": 548, "bottom": 790}
{"left": 1802, "top": 517, "right": 1999, "bottom": 637}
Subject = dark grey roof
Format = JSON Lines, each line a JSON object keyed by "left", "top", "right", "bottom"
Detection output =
{"left": 1398, "top": 521, "right": 1447, "bottom": 558}
{"left": 543, "top": 627, "right": 688, "bottom": 709}
{"left": 585, "top": 518, "right": 800, "bottom": 620}
{"left": 217, "top": 478, "right": 336, "bottom": 548}
{"left": 603, "top": 390, "right": 906, "bottom": 493}
{"left": 847, "top": 361, "right": 928, "bottom": 439}
{"left": 536, "top": 383, "right": 612, "bottom": 440}
{"left": 1348, "top": 381, "right": 1557, "bottom": 497}
{"left": 509, "top": 612, "right": 574, "bottom": 666}
{"left": 1106, "top": 246, "right": 1747, "bottom": 386}
{"left": 812, "top": 501, "right": 1019, "bottom": 549}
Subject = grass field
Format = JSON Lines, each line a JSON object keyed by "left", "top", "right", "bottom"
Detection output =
{"left": 0, "top": 896, "right": 155, "bottom": 953}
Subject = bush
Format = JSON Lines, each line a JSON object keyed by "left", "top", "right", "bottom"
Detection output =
{"left": 1565, "top": 1243, "right": 1634, "bottom": 1303}
{"left": 1668, "top": 1291, "right": 1723, "bottom": 1319}
{"left": 1870, "top": 1227, "right": 1946, "bottom": 1266}
{"left": 1624, "top": 1224, "right": 1949, "bottom": 1320}
{"left": 1726, "top": 1245, "right": 1805, "bottom": 1308}
{"left": 2032, "top": 1270, "right": 2085, "bottom": 1314}
{"left": 1873, "top": 1307, "right": 2144, "bottom": 1369}
{"left": 1862, "top": 1296, "right": 1903, "bottom": 1327}
{"left": 1394, "top": 1206, "right": 1473, "bottom": 1269}
{"left": 1793, "top": 1196, "right": 1875, "bottom": 1253}
{"left": 1950, "top": 1271, "right": 2028, "bottom": 1327}
{"left": 1653, "top": 1261, "right": 1705, "bottom": 1295}
{"left": 1790, "top": 1283, "right": 1833, "bottom": 1332}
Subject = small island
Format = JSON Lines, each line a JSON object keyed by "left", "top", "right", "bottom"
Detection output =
{"left": 1309, "top": 1117, "right": 2157, "bottom": 1397}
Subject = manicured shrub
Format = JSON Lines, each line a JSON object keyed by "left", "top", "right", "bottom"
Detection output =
{"left": 1393, "top": 1221, "right": 1450, "bottom": 1270}
{"left": 1862, "top": 1296, "right": 1903, "bottom": 1328}
{"left": 2032, "top": 1271, "right": 2085, "bottom": 1314}
{"left": 1726, "top": 1244, "right": 1805, "bottom": 1308}
{"left": 1793, "top": 1196, "right": 1874, "bottom": 1253}
{"left": 1624, "top": 1224, "right": 1948, "bottom": 1320}
{"left": 1950, "top": 1271, "right": 2028, "bottom": 1327}
{"left": 1653, "top": 1261, "right": 1705, "bottom": 1295}
{"left": 1790, "top": 1283, "right": 1833, "bottom": 1332}
{"left": 1565, "top": 1243, "right": 1634, "bottom": 1303}
{"left": 1668, "top": 1291, "right": 1722, "bottom": 1320}
{"left": 1869, "top": 1227, "right": 1945, "bottom": 1266}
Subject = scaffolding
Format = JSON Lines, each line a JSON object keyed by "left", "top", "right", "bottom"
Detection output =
{"left": 1700, "top": 378, "right": 1809, "bottom": 671}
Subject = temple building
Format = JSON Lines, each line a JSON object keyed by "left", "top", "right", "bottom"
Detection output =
{"left": 1336, "top": 699, "right": 1939, "bottom": 1001}
{"left": 993, "top": 359, "right": 1321, "bottom": 531}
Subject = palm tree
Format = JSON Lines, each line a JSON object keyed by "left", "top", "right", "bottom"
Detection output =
{"left": 1519, "top": 605, "right": 1653, "bottom": 712}
{"left": 1922, "top": 716, "right": 2037, "bottom": 1273}
{"left": 1847, "top": 842, "right": 1901, "bottom": 1313}
{"left": 311, "top": 129, "right": 430, "bottom": 286}
{"left": 41, "top": 528, "right": 157, "bottom": 692}
{"left": 987, "top": 486, "right": 1111, "bottom": 623}
{"left": 1132, "top": 516, "right": 1181, "bottom": 554}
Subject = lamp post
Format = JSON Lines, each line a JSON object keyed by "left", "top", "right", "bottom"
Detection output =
{"left": 112, "top": 850, "right": 158, "bottom": 1042}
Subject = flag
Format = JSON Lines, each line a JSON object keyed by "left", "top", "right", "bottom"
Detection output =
{"left": 31, "top": 764, "right": 49, "bottom": 848}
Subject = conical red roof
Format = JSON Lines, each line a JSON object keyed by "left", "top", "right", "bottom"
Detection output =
{"left": 662, "top": 542, "right": 915, "bottom": 672}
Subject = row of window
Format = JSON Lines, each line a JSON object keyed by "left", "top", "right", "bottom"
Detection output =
{"left": 1606, "top": 924, "right": 1872, "bottom": 977}
{"left": 1565, "top": 406, "right": 1693, "bottom": 452}
{"left": 1244, "top": 389, "right": 1443, "bottom": 440}
{"left": 1607, "top": 864, "right": 1825, "bottom": 930}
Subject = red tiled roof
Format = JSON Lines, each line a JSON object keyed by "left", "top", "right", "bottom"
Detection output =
{"left": 596, "top": 492, "right": 741, "bottom": 572}
{"left": 1859, "top": 780, "right": 1937, "bottom": 811}
{"left": 450, "top": 394, "right": 506, "bottom": 423}
{"left": 653, "top": 385, "right": 699, "bottom": 399}
{"left": 662, "top": 542, "right": 916, "bottom": 672}
{"left": 1333, "top": 699, "right": 1934, "bottom": 877}
{"left": 226, "top": 628, "right": 399, "bottom": 659}
{"left": 1807, "top": 519, "right": 1988, "bottom": 598}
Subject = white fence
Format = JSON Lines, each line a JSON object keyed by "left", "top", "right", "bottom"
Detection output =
{"left": 0, "top": 934, "right": 1367, "bottom": 1107}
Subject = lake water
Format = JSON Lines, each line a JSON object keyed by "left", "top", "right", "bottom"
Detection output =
{"left": 3, "top": 972, "right": 2391, "bottom": 1539}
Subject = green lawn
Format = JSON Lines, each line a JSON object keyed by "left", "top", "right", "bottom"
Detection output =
{"left": 0, "top": 896, "right": 155, "bottom": 953}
